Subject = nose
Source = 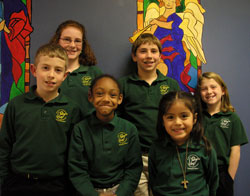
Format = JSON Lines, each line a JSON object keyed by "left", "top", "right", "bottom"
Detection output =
{"left": 102, "top": 94, "right": 110, "bottom": 102}
{"left": 175, "top": 117, "right": 182, "bottom": 125}
{"left": 69, "top": 40, "right": 76, "bottom": 47}
{"left": 48, "top": 70, "right": 55, "bottom": 78}
{"left": 146, "top": 51, "right": 152, "bottom": 58}
{"left": 207, "top": 87, "right": 212, "bottom": 94}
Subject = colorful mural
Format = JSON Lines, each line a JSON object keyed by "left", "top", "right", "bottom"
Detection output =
{"left": 0, "top": 0, "right": 33, "bottom": 115}
{"left": 130, "top": 0, "right": 206, "bottom": 92}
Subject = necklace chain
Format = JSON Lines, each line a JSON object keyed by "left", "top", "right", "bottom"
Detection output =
{"left": 176, "top": 140, "right": 189, "bottom": 189}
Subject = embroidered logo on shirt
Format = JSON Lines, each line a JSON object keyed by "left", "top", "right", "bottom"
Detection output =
{"left": 187, "top": 154, "right": 200, "bottom": 170}
{"left": 160, "top": 85, "right": 170, "bottom": 95}
{"left": 220, "top": 118, "right": 230, "bottom": 128}
{"left": 82, "top": 76, "right": 92, "bottom": 86}
{"left": 56, "top": 109, "right": 68, "bottom": 122}
{"left": 117, "top": 132, "right": 128, "bottom": 146}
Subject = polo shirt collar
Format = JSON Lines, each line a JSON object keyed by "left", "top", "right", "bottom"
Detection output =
{"left": 163, "top": 138, "right": 202, "bottom": 150}
{"left": 25, "top": 85, "right": 39, "bottom": 100}
{"left": 71, "top": 65, "right": 89, "bottom": 74}
{"left": 203, "top": 110, "right": 232, "bottom": 117}
{"left": 128, "top": 69, "right": 167, "bottom": 82}
{"left": 156, "top": 70, "right": 168, "bottom": 81}
{"left": 89, "top": 112, "right": 118, "bottom": 130}
{"left": 25, "top": 85, "right": 68, "bottom": 104}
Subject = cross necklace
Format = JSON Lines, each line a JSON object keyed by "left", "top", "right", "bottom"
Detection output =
{"left": 176, "top": 140, "right": 189, "bottom": 189}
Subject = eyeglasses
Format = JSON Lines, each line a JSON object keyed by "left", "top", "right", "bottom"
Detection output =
{"left": 60, "top": 37, "right": 83, "bottom": 46}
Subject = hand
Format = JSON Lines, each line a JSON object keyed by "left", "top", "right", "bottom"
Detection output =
{"left": 150, "top": 19, "right": 158, "bottom": 25}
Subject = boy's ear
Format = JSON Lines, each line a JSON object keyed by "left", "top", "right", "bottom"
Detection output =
{"left": 118, "top": 94, "right": 123, "bottom": 105}
{"left": 30, "top": 64, "right": 37, "bottom": 77}
{"left": 88, "top": 89, "right": 93, "bottom": 102}
{"left": 62, "top": 71, "right": 69, "bottom": 81}
{"left": 131, "top": 53, "right": 137, "bottom": 62}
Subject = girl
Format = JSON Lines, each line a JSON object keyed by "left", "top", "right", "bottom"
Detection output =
{"left": 149, "top": 91, "right": 218, "bottom": 196}
{"left": 49, "top": 20, "right": 102, "bottom": 117}
{"left": 68, "top": 74, "right": 142, "bottom": 196}
{"left": 197, "top": 72, "right": 248, "bottom": 196}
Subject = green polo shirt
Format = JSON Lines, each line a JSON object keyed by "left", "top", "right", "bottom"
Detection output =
{"left": 68, "top": 113, "right": 142, "bottom": 196}
{"left": 118, "top": 70, "right": 180, "bottom": 150}
{"left": 0, "top": 86, "right": 82, "bottom": 184}
{"left": 149, "top": 139, "right": 219, "bottom": 196}
{"left": 203, "top": 111, "right": 248, "bottom": 166}
{"left": 60, "top": 65, "right": 102, "bottom": 117}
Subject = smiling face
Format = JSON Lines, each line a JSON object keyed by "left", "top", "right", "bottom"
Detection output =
{"left": 88, "top": 77, "right": 123, "bottom": 122}
{"left": 200, "top": 78, "right": 225, "bottom": 110}
{"left": 163, "top": 100, "right": 197, "bottom": 146}
{"left": 132, "top": 42, "right": 161, "bottom": 74}
{"left": 31, "top": 55, "right": 67, "bottom": 99}
{"left": 58, "top": 26, "right": 83, "bottom": 62}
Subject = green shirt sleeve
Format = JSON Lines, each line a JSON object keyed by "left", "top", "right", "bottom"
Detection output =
{"left": 0, "top": 102, "right": 15, "bottom": 184}
{"left": 169, "top": 77, "right": 181, "bottom": 91}
{"left": 230, "top": 113, "right": 248, "bottom": 146}
{"left": 207, "top": 147, "right": 219, "bottom": 196}
{"left": 92, "top": 66, "right": 103, "bottom": 75}
{"left": 68, "top": 124, "right": 98, "bottom": 196}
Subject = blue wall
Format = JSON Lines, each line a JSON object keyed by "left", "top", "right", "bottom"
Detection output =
{"left": 202, "top": 1, "right": 250, "bottom": 195}
{"left": 30, "top": 0, "right": 250, "bottom": 195}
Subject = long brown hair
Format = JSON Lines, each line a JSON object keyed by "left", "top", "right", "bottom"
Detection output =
{"left": 197, "top": 72, "right": 235, "bottom": 112}
{"left": 49, "top": 20, "right": 97, "bottom": 66}
{"left": 157, "top": 91, "right": 212, "bottom": 154}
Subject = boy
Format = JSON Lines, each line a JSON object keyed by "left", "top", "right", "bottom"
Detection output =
{"left": 0, "top": 44, "right": 82, "bottom": 196}
{"left": 118, "top": 33, "right": 180, "bottom": 196}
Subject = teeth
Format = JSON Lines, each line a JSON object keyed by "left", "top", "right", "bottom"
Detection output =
{"left": 206, "top": 95, "right": 215, "bottom": 98}
{"left": 173, "top": 129, "right": 184, "bottom": 132}
{"left": 67, "top": 50, "right": 77, "bottom": 53}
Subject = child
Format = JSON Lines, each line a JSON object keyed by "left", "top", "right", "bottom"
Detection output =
{"left": 68, "top": 74, "right": 142, "bottom": 196}
{"left": 0, "top": 44, "right": 82, "bottom": 196}
{"left": 149, "top": 91, "right": 219, "bottom": 196}
{"left": 197, "top": 72, "right": 248, "bottom": 196}
{"left": 50, "top": 20, "right": 102, "bottom": 117}
{"left": 118, "top": 33, "right": 180, "bottom": 196}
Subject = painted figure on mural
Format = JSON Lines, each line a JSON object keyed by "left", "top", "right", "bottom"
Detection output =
{"left": 130, "top": 0, "right": 206, "bottom": 92}
{"left": 0, "top": 0, "right": 33, "bottom": 114}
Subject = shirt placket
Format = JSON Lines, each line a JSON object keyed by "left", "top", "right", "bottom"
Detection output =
{"left": 103, "top": 128, "right": 112, "bottom": 154}
{"left": 41, "top": 104, "right": 49, "bottom": 120}
{"left": 68, "top": 73, "right": 76, "bottom": 87}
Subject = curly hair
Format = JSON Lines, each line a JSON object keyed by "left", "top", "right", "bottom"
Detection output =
{"left": 49, "top": 20, "right": 97, "bottom": 66}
